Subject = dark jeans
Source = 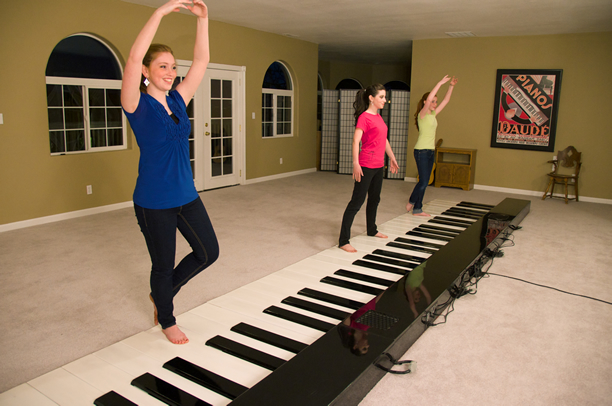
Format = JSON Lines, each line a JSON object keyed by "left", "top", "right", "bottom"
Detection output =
{"left": 134, "top": 197, "right": 219, "bottom": 329}
{"left": 339, "top": 167, "right": 384, "bottom": 247}
{"left": 409, "top": 149, "right": 435, "bottom": 213}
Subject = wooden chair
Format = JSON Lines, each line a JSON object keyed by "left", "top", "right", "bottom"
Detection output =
{"left": 542, "top": 146, "right": 582, "bottom": 204}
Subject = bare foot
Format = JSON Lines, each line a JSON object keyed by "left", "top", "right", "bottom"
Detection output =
{"left": 406, "top": 203, "right": 413, "bottom": 212}
{"left": 374, "top": 232, "right": 388, "bottom": 239}
{"left": 149, "top": 294, "right": 158, "bottom": 326}
{"left": 413, "top": 212, "right": 431, "bottom": 217}
{"left": 340, "top": 244, "right": 357, "bottom": 253}
{"left": 163, "top": 325, "right": 189, "bottom": 345}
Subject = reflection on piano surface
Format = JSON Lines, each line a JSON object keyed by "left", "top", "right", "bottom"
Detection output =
{"left": 10, "top": 198, "right": 529, "bottom": 406}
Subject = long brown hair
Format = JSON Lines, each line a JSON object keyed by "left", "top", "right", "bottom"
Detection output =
{"left": 140, "top": 44, "right": 174, "bottom": 93}
{"left": 414, "top": 92, "right": 430, "bottom": 130}
{"left": 353, "top": 83, "right": 385, "bottom": 126}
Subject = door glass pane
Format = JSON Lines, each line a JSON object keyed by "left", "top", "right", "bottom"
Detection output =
{"left": 211, "top": 139, "right": 221, "bottom": 157}
{"left": 223, "top": 100, "right": 232, "bottom": 118}
{"left": 211, "top": 100, "right": 221, "bottom": 118}
{"left": 223, "top": 119, "right": 232, "bottom": 138}
{"left": 224, "top": 156, "right": 233, "bottom": 175}
{"left": 222, "top": 80, "right": 232, "bottom": 98}
{"left": 211, "top": 158, "right": 222, "bottom": 176}
{"left": 211, "top": 119, "right": 221, "bottom": 137}
{"left": 211, "top": 79, "right": 221, "bottom": 98}
{"left": 223, "top": 138, "right": 232, "bottom": 156}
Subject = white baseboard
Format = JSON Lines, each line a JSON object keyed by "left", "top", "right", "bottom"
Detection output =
{"left": 245, "top": 167, "right": 317, "bottom": 185}
{"left": 403, "top": 177, "right": 612, "bottom": 205}
{"left": 0, "top": 201, "right": 134, "bottom": 233}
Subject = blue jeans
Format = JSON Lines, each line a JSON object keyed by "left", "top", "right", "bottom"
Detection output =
{"left": 134, "top": 197, "right": 219, "bottom": 329}
{"left": 339, "top": 167, "right": 384, "bottom": 246}
{"left": 408, "top": 149, "right": 435, "bottom": 213}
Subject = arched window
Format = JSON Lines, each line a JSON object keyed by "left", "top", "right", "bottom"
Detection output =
{"left": 335, "top": 78, "right": 362, "bottom": 90}
{"left": 46, "top": 34, "right": 126, "bottom": 154}
{"left": 384, "top": 81, "right": 410, "bottom": 91}
{"left": 262, "top": 61, "right": 293, "bottom": 138}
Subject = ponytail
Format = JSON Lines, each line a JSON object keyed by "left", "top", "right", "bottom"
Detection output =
{"left": 353, "top": 83, "right": 385, "bottom": 126}
{"left": 414, "top": 92, "right": 430, "bottom": 131}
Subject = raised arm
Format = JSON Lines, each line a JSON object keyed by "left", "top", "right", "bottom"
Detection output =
{"left": 435, "top": 76, "right": 458, "bottom": 115}
{"left": 419, "top": 75, "right": 451, "bottom": 119}
{"left": 175, "top": 0, "right": 210, "bottom": 105}
{"left": 121, "top": 0, "right": 190, "bottom": 113}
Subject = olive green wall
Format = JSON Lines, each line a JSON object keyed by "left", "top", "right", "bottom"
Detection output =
{"left": 318, "top": 60, "right": 410, "bottom": 89}
{"left": 0, "top": 0, "right": 318, "bottom": 225}
{"left": 408, "top": 32, "right": 612, "bottom": 200}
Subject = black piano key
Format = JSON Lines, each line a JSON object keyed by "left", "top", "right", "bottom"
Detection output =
{"left": 131, "top": 372, "right": 211, "bottom": 406}
{"left": 361, "top": 254, "right": 420, "bottom": 269}
{"left": 231, "top": 322, "right": 308, "bottom": 354}
{"left": 444, "top": 208, "right": 482, "bottom": 219}
{"left": 281, "top": 296, "right": 350, "bottom": 320}
{"left": 386, "top": 241, "right": 438, "bottom": 255}
{"left": 263, "top": 305, "right": 336, "bottom": 332}
{"left": 206, "top": 335, "right": 286, "bottom": 371}
{"left": 419, "top": 223, "right": 461, "bottom": 233}
{"left": 429, "top": 218, "right": 470, "bottom": 227}
{"left": 413, "top": 227, "right": 458, "bottom": 238}
{"left": 457, "top": 201, "right": 494, "bottom": 210}
{"left": 394, "top": 237, "right": 443, "bottom": 249}
{"left": 407, "top": 230, "right": 453, "bottom": 242}
{"left": 94, "top": 391, "right": 138, "bottom": 406}
{"left": 372, "top": 248, "right": 430, "bottom": 262}
{"left": 334, "top": 269, "right": 395, "bottom": 287}
{"left": 352, "top": 259, "right": 411, "bottom": 276}
{"left": 321, "top": 275, "right": 387, "bottom": 294}
{"left": 163, "top": 357, "right": 248, "bottom": 400}
{"left": 298, "top": 288, "right": 365, "bottom": 310}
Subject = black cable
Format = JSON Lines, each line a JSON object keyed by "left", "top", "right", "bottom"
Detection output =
{"left": 487, "top": 272, "right": 612, "bottom": 306}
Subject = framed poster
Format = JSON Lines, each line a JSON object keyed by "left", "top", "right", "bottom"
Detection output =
{"left": 491, "top": 69, "right": 562, "bottom": 152}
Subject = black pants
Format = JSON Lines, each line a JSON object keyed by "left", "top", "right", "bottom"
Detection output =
{"left": 339, "top": 167, "right": 384, "bottom": 247}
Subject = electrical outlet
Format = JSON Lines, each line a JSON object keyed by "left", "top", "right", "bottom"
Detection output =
{"left": 280, "top": 158, "right": 283, "bottom": 164}
{"left": 86, "top": 185, "right": 92, "bottom": 195}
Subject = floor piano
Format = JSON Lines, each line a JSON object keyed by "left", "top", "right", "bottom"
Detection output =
{"left": 6, "top": 198, "right": 530, "bottom": 406}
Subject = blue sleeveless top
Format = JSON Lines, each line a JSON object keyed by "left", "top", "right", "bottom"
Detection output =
{"left": 124, "top": 90, "right": 198, "bottom": 209}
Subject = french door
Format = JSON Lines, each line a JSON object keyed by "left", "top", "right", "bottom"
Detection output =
{"left": 176, "top": 62, "right": 245, "bottom": 191}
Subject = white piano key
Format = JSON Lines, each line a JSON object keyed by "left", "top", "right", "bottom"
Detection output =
{"left": 63, "top": 354, "right": 166, "bottom": 406}
{"left": 28, "top": 368, "right": 102, "bottom": 406}
{"left": 188, "top": 303, "right": 317, "bottom": 345}
{"left": 175, "top": 312, "right": 296, "bottom": 361}
{"left": 217, "top": 284, "right": 340, "bottom": 325}
{"left": 120, "top": 329, "right": 271, "bottom": 389}
{"left": 0, "top": 384, "right": 58, "bottom": 406}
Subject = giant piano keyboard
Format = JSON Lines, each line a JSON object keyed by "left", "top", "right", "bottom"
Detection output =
{"left": 1, "top": 198, "right": 530, "bottom": 406}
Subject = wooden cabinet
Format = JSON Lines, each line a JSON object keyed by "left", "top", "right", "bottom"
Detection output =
{"left": 434, "top": 147, "right": 477, "bottom": 191}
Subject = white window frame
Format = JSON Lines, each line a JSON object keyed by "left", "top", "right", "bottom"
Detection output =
{"left": 45, "top": 77, "right": 127, "bottom": 155}
{"left": 262, "top": 88, "right": 294, "bottom": 138}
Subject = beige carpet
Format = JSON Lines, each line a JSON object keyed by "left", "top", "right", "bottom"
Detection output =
{"left": 0, "top": 171, "right": 611, "bottom": 405}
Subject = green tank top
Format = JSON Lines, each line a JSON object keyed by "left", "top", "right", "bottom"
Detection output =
{"left": 414, "top": 111, "right": 437, "bottom": 150}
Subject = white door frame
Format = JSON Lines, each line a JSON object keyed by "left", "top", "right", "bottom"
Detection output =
{"left": 177, "top": 60, "right": 246, "bottom": 191}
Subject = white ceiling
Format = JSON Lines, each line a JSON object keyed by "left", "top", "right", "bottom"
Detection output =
{"left": 123, "top": 0, "right": 612, "bottom": 65}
